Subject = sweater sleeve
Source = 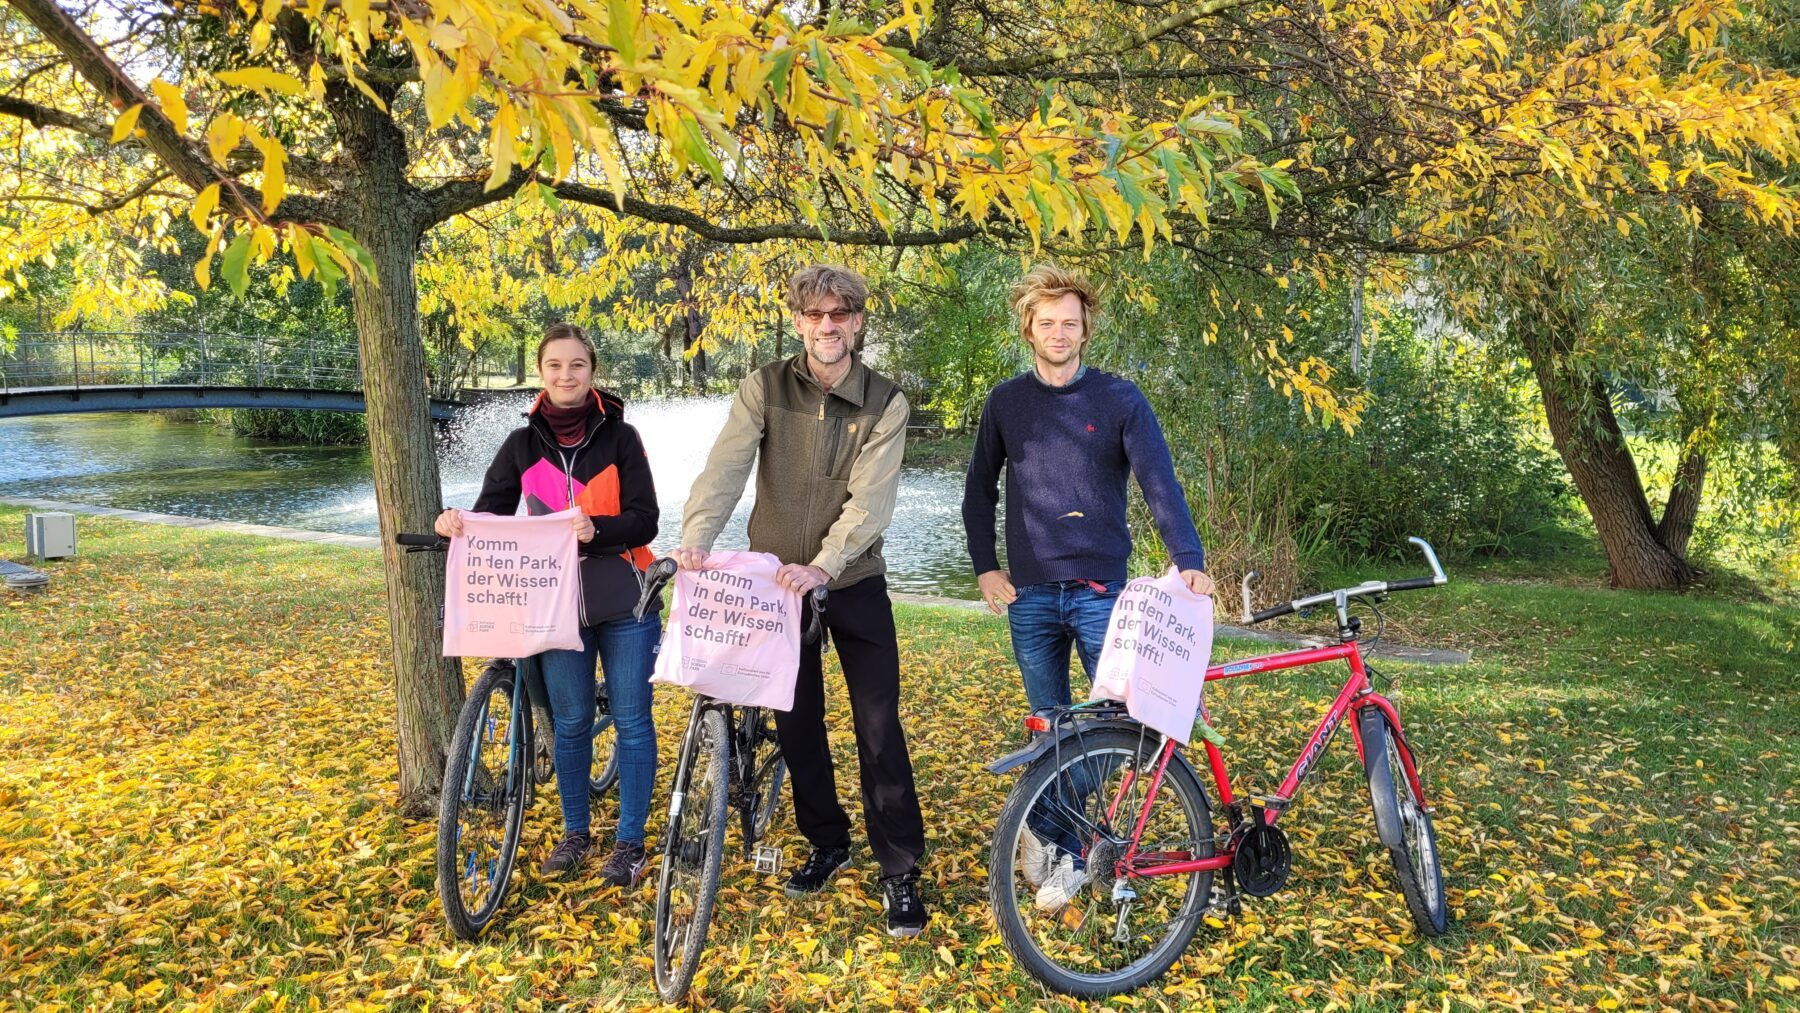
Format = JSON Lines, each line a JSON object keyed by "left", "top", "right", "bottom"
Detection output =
{"left": 811, "top": 390, "right": 908, "bottom": 579}
{"left": 1122, "top": 386, "right": 1207, "bottom": 572}
{"left": 587, "top": 422, "right": 659, "bottom": 550}
{"left": 470, "top": 430, "right": 524, "bottom": 515}
{"left": 681, "top": 372, "right": 765, "bottom": 551}
{"left": 961, "top": 388, "right": 1007, "bottom": 575}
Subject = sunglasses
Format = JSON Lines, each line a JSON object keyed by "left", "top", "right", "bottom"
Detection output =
{"left": 799, "top": 309, "right": 858, "bottom": 324}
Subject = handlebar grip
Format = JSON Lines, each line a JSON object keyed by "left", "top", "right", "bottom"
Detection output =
{"left": 1386, "top": 576, "right": 1438, "bottom": 592}
{"left": 396, "top": 533, "right": 445, "bottom": 547}
{"left": 1250, "top": 602, "right": 1295, "bottom": 624}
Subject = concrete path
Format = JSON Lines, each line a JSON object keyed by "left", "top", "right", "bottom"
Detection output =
{"left": 3, "top": 496, "right": 1470, "bottom": 664}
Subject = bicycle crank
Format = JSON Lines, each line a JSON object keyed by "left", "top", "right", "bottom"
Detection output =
{"left": 1231, "top": 823, "right": 1292, "bottom": 898}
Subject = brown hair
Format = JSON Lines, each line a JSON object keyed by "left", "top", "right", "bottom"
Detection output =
{"left": 1010, "top": 264, "right": 1098, "bottom": 342}
{"left": 536, "top": 322, "right": 596, "bottom": 368}
{"left": 786, "top": 264, "right": 870, "bottom": 316}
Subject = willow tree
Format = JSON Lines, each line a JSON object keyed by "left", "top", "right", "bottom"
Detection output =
{"left": 0, "top": 0, "right": 1291, "bottom": 810}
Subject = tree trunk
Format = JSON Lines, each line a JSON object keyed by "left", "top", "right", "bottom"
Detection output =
{"left": 328, "top": 74, "right": 465, "bottom": 816}
{"left": 1656, "top": 445, "right": 1707, "bottom": 560}
{"left": 1516, "top": 312, "right": 1700, "bottom": 590}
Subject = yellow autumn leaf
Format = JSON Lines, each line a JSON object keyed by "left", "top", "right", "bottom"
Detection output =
{"left": 109, "top": 103, "right": 142, "bottom": 144}
{"left": 149, "top": 80, "right": 188, "bottom": 134}
{"left": 215, "top": 67, "right": 305, "bottom": 97}
{"left": 189, "top": 183, "right": 220, "bottom": 233}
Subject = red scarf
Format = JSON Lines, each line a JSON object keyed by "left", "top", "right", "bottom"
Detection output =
{"left": 538, "top": 394, "right": 598, "bottom": 447}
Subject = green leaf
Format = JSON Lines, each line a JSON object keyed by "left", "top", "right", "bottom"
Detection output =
{"left": 221, "top": 230, "right": 253, "bottom": 298}
{"left": 322, "top": 226, "right": 379, "bottom": 285}
{"left": 679, "top": 117, "right": 723, "bottom": 180}
{"left": 606, "top": 0, "right": 638, "bottom": 65}
{"left": 767, "top": 47, "right": 799, "bottom": 102}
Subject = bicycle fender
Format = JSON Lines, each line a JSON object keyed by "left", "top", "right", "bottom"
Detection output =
{"left": 984, "top": 718, "right": 1147, "bottom": 775}
{"left": 1360, "top": 707, "right": 1405, "bottom": 850}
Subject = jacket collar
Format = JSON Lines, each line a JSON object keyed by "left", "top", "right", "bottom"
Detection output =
{"left": 788, "top": 352, "right": 869, "bottom": 408}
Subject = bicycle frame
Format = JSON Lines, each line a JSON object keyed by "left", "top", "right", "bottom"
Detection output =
{"left": 1104, "top": 640, "right": 1431, "bottom": 881}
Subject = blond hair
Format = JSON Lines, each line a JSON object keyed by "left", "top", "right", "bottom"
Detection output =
{"left": 786, "top": 264, "right": 870, "bottom": 315}
{"left": 1010, "top": 264, "right": 1097, "bottom": 342}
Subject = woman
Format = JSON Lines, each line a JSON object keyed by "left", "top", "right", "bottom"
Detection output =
{"left": 435, "top": 322, "right": 660, "bottom": 887}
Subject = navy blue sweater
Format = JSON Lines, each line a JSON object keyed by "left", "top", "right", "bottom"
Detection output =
{"left": 963, "top": 368, "right": 1206, "bottom": 585}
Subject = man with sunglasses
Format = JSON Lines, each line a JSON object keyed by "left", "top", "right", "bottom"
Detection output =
{"left": 675, "top": 264, "right": 929, "bottom": 938}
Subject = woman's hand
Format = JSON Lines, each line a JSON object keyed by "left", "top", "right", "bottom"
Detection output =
{"left": 434, "top": 508, "right": 464, "bottom": 539}
{"left": 572, "top": 512, "right": 595, "bottom": 543}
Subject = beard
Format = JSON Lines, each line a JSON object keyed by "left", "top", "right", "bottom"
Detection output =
{"left": 808, "top": 335, "right": 851, "bottom": 365}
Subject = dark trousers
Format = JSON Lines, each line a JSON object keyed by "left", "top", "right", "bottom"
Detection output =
{"left": 773, "top": 575, "right": 927, "bottom": 877}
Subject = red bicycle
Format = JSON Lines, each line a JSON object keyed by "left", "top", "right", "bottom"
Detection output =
{"left": 986, "top": 537, "right": 1450, "bottom": 997}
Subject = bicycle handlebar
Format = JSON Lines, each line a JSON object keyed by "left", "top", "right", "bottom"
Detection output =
{"left": 632, "top": 556, "right": 830, "bottom": 644}
{"left": 397, "top": 532, "right": 448, "bottom": 550}
{"left": 1239, "top": 536, "right": 1447, "bottom": 625}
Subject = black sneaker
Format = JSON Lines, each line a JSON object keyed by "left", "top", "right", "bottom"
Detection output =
{"left": 541, "top": 832, "right": 592, "bottom": 877}
{"left": 784, "top": 846, "right": 851, "bottom": 897}
{"left": 881, "top": 869, "right": 928, "bottom": 937}
{"left": 598, "top": 840, "right": 648, "bottom": 888}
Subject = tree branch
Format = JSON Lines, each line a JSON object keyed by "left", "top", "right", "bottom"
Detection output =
{"left": 9, "top": 0, "right": 341, "bottom": 226}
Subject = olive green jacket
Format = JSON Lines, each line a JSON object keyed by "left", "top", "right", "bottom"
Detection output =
{"left": 681, "top": 353, "right": 908, "bottom": 589}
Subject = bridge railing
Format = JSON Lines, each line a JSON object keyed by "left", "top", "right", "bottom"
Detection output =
{"left": 0, "top": 331, "right": 363, "bottom": 395}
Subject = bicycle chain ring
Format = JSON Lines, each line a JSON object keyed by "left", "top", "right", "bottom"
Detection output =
{"left": 1231, "top": 823, "right": 1292, "bottom": 898}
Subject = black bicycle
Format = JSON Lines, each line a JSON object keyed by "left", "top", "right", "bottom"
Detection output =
{"left": 397, "top": 533, "right": 622, "bottom": 940}
{"left": 629, "top": 557, "right": 826, "bottom": 1002}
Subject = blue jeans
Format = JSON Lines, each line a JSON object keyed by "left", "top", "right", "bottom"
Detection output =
{"left": 1009, "top": 579, "right": 1125, "bottom": 859}
{"left": 537, "top": 611, "right": 661, "bottom": 844}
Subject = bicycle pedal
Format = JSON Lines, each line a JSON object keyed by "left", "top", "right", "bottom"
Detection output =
{"left": 752, "top": 844, "right": 783, "bottom": 875}
{"left": 1248, "top": 794, "right": 1292, "bottom": 816}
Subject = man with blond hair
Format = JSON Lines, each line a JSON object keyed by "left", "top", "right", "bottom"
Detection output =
{"left": 962, "top": 263, "right": 1215, "bottom": 912}
{"left": 676, "top": 264, "right": 929, "bottom": 937}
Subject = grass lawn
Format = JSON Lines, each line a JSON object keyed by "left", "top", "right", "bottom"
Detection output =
{"left": 0, "top": 505, "right": 1795, "bottom": 1011}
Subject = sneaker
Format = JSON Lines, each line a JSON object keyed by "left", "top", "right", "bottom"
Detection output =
{"left": 881, "top": 869, "right": 929, "bottom": 938}
{"left": 784, "top": 846, "right": 852, "bottom": 897}
{"left": 1035, "top": 852, "right": 1088, "bottom": 913}
{"left": 1018, "top": 829, "right": 1053, "bottom": 889}
{"left": 542, "top": 832, "right": 592, "bottom": 877}
{"left": 598, "top": 840, "right": 648, "bottom": 888}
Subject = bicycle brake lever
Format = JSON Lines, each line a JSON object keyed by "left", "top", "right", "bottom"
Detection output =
{"left": 632, "top": 557, "right": 679, "bottom": 622}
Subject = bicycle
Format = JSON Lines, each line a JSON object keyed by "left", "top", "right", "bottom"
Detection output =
{"left": 396, "top": 532, "right": 623, "bottom": 940}
{"left": 985, "top": 537, "right": 1451, "bottom": 997}
{"left": 628, "top": 557, "right": 826, "bottom": 1003}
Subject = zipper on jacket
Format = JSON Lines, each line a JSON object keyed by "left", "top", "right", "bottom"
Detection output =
{"left": 531, "top": 409, "right": 610, "bottom": 624}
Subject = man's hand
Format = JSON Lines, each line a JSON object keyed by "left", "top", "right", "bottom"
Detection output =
{"left": 978, "top": 569, "right": 1017, "bottom": 616}
{"left": 572, "top": 513, "right": 595, "bottom": 543}
{"left": 776, "top": 563, "right": 831, "bottom": 595}
{"left": 433, "top": 508, "right": 464, "bottom": 539}
{"left": 1180, "top": 569, "right": 1216, "bottom": 597}
{"left": 672, "top": 546, "right": 710, "bottom": 571}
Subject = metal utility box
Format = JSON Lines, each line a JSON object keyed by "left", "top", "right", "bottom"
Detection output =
{"left": 25, "top": 512, "right": 77, "bottom": 560}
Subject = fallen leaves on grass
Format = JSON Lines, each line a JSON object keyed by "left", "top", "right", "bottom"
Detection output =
{"left": 0, "top": 518, "right": 1795, "bottom": 1010}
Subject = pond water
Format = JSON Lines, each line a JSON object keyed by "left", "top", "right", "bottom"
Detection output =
{"left": 0, "top": 396, "right": 980, "bottom": 599}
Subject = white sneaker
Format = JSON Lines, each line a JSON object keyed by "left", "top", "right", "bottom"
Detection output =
{"left": 1018, "top": 829, "right": 1053, "bottom": 888}
{"left": 1035, "top": 853, "right": 1088, "bottom": 913}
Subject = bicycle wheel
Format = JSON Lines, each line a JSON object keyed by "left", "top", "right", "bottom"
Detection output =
{"left": 653, "top": 705, "right": 729, "bottom": 1002}
{"left": 589, "top": 686, "right": 619, "bottom": 797}
{"left": 746, "top": 709, "right": 785, "bottom": 841}
{"left": 989, "top": 726, "right": 1215, "bottom": 997}
{"left": 437, "top": 662, "right": 532, "bottom": 940}
{"left": 1360, "top": 708, "right": 1448, "bottom": 936}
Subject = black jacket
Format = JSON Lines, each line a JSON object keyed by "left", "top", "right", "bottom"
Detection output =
{"left": 473, "top": 388, "right": 658, "bottom": 626}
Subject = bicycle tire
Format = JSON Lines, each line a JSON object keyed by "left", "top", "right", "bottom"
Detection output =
{"left": 1360, "top": 708, "right": 1448, "bottom": 936}
{"left": 589, "top": 699, "right": 619, "bottom": 797}
{"left": 749, "top": 751, "right": 786, "bottom": 842}
{"left": 437, "top": 663, "right": 532, "bottom": 940}
{"left": 653, "top": 706, "right": 729, "bottom": 1002}
{"left": 746, "top": 709, "right": 785, "bottom": 842}
{"left": 989, "top": 726, "right": 1214, "bottom": 997}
